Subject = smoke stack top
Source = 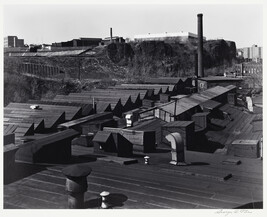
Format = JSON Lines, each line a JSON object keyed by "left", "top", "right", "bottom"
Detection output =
{"left": 197, "top": 13, "right": 204, "bottom": 77}
{"left": 110, "top": 28, "right": 113, "bottom": 43}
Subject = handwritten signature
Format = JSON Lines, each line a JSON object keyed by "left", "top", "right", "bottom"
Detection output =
{"left": 214, "top": 209, "right": 252, "bottom": 216}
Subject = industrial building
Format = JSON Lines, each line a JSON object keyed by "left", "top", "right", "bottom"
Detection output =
{"left": 52, "top": 37, "right": 102, "bottom": 49}
{"left": 235, "top": 62, "right": 263, "bottom": 76}
{"left": 101, "top": 36, "right": 125, "bottom": 45}
{"left": 100, "top": 28, "right": 125, "bottom": 45}
{"left": 197, "top": 76, "right": 242, "bottom": 92}
{"left": 3, "top": 13, "right": 262, "bottom": 210}
{"left": 134, "top": 31, "right": 206, "bottom": 43}
{"left": 4, "top": 36, "right": 24, "bottom": 48}
{"left": 3, "top": 75, "right": 262, "bottom": 209}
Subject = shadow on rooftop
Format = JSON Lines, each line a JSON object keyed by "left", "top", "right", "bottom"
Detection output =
{"left": 4, "top": 161, "right": 46, "bottom": 185}
{"left": 132, "top": 148, "right": 170, "bottom": 159}
{"left": 208, "top": 123, "right": 226, "bottom": 131}
{"left": 74, "top": 154, "right": 106, "bottom": 162}
{"left": 108, "top": 193, "right": 128, "bottom": 208}
{"left": 48, "top": 154, "right": 106, "bottom": 165}
{"left": 209, "top": 109, "right": 226, "bottom": 120}
{"left": 234, "top": 201, "right": 263, "bottom": 209}
{"left": 84, "top": 198, "right": 101, "bottom": 209}
{"left": 187, "top": 162, "right": 210, "bottom": 166}
{"left": 151, "top": 148, "right": 171, "bottom": 153}
{"left": 84, "top": 193, "right": 128, "bottom": 209}
{"left": 68, "top": 155, "right": 98, "bottom": 164}
{"left": 192, "top": 133, "right": 224, "bottom": 153}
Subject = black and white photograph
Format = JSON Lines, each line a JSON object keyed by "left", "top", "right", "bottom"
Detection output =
{"left": 1, "top": 0, "right": 264, "bottom": 215}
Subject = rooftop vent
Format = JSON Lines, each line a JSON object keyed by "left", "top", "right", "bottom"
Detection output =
{"left": 30, "top": 104, "right": 40, "bottom": 110}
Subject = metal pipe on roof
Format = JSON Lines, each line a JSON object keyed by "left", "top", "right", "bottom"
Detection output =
{"left": 197, "top": 14, "right": 204, "bottom": 77}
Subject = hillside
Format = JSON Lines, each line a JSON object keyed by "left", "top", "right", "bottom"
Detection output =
{"left": 4, "top": 39, "right": 237, "bottom": 104}
{"left": 5, "top": 39, "right": 237, "bottom": 79}
{"left": 106, "top": 39, "right": 237, "bottom": 80}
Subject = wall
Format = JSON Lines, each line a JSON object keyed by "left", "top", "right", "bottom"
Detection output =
{"left": 235, "top": 63, "right": 262, "bottom": 76}
{"left": 161, "top": 121, "right": 195, "bottom": 150}
{"left": 20, "top": 63, "right": 64, "bottom": 78}
{"left": 197, "top": 80, "right": 208, "bottom": 92}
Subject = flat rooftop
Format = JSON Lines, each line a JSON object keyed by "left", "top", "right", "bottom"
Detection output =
{"left": 4, "top": 145, "right": 263, "bottom": 209}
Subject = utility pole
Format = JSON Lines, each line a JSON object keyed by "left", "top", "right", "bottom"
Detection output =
{"left": 174, "top": 100, "right": 177, "bottom": 118}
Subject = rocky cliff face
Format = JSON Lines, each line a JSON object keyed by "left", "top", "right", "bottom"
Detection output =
{"left": 106, "top": 39, "right": 237, "bottom": 78}
{"left": 203, "top": 40, "right": 237, "bottom": 68}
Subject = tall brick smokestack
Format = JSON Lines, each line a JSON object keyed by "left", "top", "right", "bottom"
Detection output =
{"left": 194, "top": 53, "right": 198, "bottom": 77}
{"left": 197, "top": 14, "right": 204, "bottom": 77}
{"left": 110, "top": 27, "right": 113, "bottom": 43}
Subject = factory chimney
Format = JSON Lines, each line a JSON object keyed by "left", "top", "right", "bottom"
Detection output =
{"left": 197, "top": 14, "right": 204, "bottom": 77}
{"left": 110, "top": 27, "right": 113, "bottom": 43}
{"left": 194, "top": 53, "right": 198, "bottom": 77}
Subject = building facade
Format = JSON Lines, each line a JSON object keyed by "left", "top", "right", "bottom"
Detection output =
{"left": 235, "top": 62, "right": 262, "bottom": 76}
{"left": 4, "top": 36, "right": 24, "bottom": 48}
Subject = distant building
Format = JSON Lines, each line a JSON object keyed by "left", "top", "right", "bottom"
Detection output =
{"left": 52, "top": 38, "right": 102, "bottom": 48}
{"left": 134, "top": 32, "right": 206, "bottom": 43}
{"left": 28, "top": 44, "right": 42, "bottom": 52}
{"left": 101, "top": 36, "right": 125, "bottom": 45}
{"left": 4, "top": 36, "right": 24, "bottom": 47}
{"left": 41, "top": 44, "right": 52, "bottom": 51}
{"left": 238, "top": 45, "right": 262, "bottom": 62}
{"left": 35, "top": 44, "right": 52, "bottom": 52}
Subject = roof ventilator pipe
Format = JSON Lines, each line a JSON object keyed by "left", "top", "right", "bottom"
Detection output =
{"left": 100, "top": 191, "right": 110, "bottom": 209}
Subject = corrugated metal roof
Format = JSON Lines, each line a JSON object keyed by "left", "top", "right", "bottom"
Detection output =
{"left": 200, "top": 100, "right": 221, "bottom": 110}
{"left": 190, "top": 94, "right": 210, "bottom": 103}
{"left": 96, "top": 102, "right": 111, "bottom": 113}
{"left": 198, "top": 76, "right": 242, "bottom": 82}
{"left": 9, "top": 50, "right": 85, "bottom": 57}
{"left": 89, "top": 88, "right": 148, "bottom": 100}
{"left": 118, "top": 84, "right": 174, "bottom": 94}
{"left": 159, "top": 86, "right": 232, "bottom": 116}
{"left": 206, "top": 104, "right": 262, "bottom": 146}
{"left": 92, "top": 131, "right": 111, "bottom": 143}
{"left": 144, "top": 77, "right": 188, "bottom": 84}
{"left": 159, "top": 100, "right": 198, "bottom": 116}
{"left": 253, "top": 114, "right": 263, "bottom": 122}
{"left": 225, "top": 85, "right": 237, "bottom": 91}
{"left": 163, "top": 121, "right": 194, "bottom": 128}
{"left": 253, "top": 95, "right": 263, "bottom": 105}
{"left": 201, "top": 86, "right": 230, "bottom": 99}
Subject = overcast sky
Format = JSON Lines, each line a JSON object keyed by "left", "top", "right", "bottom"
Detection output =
{"left": 3, "top": 4, "right": 263, "bottom": 48}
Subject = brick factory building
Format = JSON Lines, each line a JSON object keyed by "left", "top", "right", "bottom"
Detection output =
{"left": 235, "top": 62, "right": 262, "bottom": 76}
